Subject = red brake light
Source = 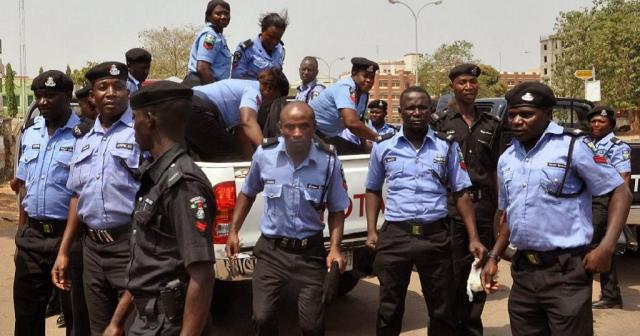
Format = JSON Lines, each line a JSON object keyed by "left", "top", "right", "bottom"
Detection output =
{"left": 213, "top": 181, "right": 236, "bottom": 244}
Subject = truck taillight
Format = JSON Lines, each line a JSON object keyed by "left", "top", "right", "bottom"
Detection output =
{"left": 213, "top": 181, "right": 236, "bottom": 244}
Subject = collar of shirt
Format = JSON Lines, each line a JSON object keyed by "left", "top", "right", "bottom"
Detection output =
{"left": 512, "top": 121, "right": 562, "bottom": 156}
{"left": 90, "top": 106, "right": 134, "bottom": 135}
{"left": 297, "top": 79, "right": 317, "bottom": 92}
{"left": 140, "top": 144, "right": 186, "bottom": 183}
{"left": 274, "top": 137, "right": 321, "bottom": 169}
{"left": 392, "top": 125, "right": 437, "bottom": 151}
{"left": 128, "top": 73, "right": 140, "bottom": 88}
{"left": 594, "top": 131, "right": 614, "bottom": 148}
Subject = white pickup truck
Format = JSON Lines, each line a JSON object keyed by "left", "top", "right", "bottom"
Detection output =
{"left": 200, "top": 152, "right": 375, "bottom": 296}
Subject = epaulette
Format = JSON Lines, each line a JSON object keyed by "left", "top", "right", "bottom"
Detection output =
{"left": 378, "top": 132, "right": 394, "bottom": 142}
{"left": 72, "top": 118, "right": 94, "bottom": 138}
{"left": 240, "top": 39, "right": 253, "bottom": 50}
{"left": 279, "top": 40, "right": 285, "bottom": 46}
{"left": 388, "top": 124, "right": 400, "bottom": 132}
{"left": 22, "top": 118, "right": 36, "bottom": 131}
{"left": 434, "top": 130, "right": 454, "bottom": 143}
{"left": 164, "top": 163, "right": 184, "bottom": 189}
{"left": 261, "top": 137, "right": 279, "bottom": 148}
{"left": 610, "top": 136, "right": 624, "bottom": 145}
{"left": 562, "top": 127, "right": 585, "bottom": 137}
{"left": 314, "top": 137, "right": 336, "bottom": 154}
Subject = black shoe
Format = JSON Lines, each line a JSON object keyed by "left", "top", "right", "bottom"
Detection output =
{"left": 592, "top": 299, "right": 623, "bottom": 309}
{"left": 56, "top": 313, "right": 66, "bottom": 328}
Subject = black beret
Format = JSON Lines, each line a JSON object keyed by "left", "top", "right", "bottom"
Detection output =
{"left": 75, "top": 85, "right": 91, "bottom": 99}
{"left": 505, "top": 82, "right": 557, "bottom": 109}
{"left": 85, "top": 62, "right": 128, "bottom": 84}
{"left": 31, "top": 70, "right": 73, "bottom": 92}
{"left": 587, "top": 105, "right": 616, "bottom": 123}
{"left": 351, "top": 57, "right": 379, "bottom": 73}
{"left": 130, "top": 80, "right": 193, "bottom": 110}
{"left": 448, "top": 63, "right": 481, "bottom": 81}
{"left": 368, "top": 100, "right": 387, "bottom": 110}
{"left": 125, "top": 48, "right": 152, "bottom": 64}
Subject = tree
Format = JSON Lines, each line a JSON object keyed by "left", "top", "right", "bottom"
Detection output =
{"left": 418, "top": 40, "right": 478, "bottom": 97}
{"left": 138, "top": 25, "right": 198, "bottom": 79}
{"left": 69, "top": 61, "right": 98, "bottom": 87}
{"left": 552, "top": 0, "right": 640, "bottom": 109}
{"left": 477, "top": 64, "right": 507, "bottom": 98}
{"left": 4, "top": 63, "right": 17, "bottom": 117}
{"left": 65, "top": 65, "right": 72, "bottom": 77}
{"left": 38, "top": 66, "right": 44, "bottom": 74}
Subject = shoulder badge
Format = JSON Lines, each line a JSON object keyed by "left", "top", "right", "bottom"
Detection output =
{"left": 261, "top": 137, "right": 279, "bottom": 148}
{"left": 240, "top": 39, "right": 253, "bottom": 50}
{"left": 203, "top": 33, "right": 216, "bottom": 50}
{"left": 189, "top": 196, "right": 209, "bottom": 234}
{"left": 349, "top": 87, "right": 357, "bottom": 104}
{"left": 610, "top": 136, "right": 623, "bottom": 145}
{"left": 456, "top": 146, "right": 467, "bottom": 171}
{"left": 315, "top": 137, "right": 336, "bottom": 154}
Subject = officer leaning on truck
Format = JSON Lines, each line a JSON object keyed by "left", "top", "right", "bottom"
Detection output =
{"left": 587, "top": 105, "right": 631, "bottom": 309}
{"left": 226, "top": 101, "right": 350, "bottom": 336}
{"left": 481, "top": 82, "right": 632, "bottom": 336}
{"left": 102, "top": 81, "right": 215, "bottom": 336}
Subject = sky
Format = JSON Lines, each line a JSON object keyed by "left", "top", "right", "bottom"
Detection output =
{"left": 0, "top": 0, "right": 594, "bottom": 82}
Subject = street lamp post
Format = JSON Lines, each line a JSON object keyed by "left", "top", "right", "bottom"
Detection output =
{"left": 388, "top": 0, "right": 443, "bottom": 86}
{"left": 315, "top": 56, "right": 345, "bottom": 83}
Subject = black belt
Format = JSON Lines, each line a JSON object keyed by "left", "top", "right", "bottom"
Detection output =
{"left": 27, "top": 217, "right": 66, "bottom": 236}
{"left": 263, "top": 232, "right": 323, "bottom": 251}
{"left": 467, "top": 187, "right": 492, "bottom": 203}
{"left": 516, "top": 245, "right": 589, "bottom": 267}
{"left": 86, "top": 224, "right": 131, "bottom": 244}
{"left": 387, "top": 218, "right": 448, "bottom": 238}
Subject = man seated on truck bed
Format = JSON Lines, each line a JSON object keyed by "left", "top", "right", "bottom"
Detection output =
{"left": 187, "top": 67, "right": 289, "bottom": 161}
{"left": 227, "top": 101, "right": 350, "bottom": 335}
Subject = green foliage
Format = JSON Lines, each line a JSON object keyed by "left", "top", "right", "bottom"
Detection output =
{"left": 477, "top": 64, "right": 508, "bottom": 98}
{"left": 4, "top": 63, "right": 18, "bottom": 117}
{"left": 138, "top": 25, "right": 198, "bottom": 79}
{"left": 552, "top": 0, "right": 640, "bottom": 108}
{"left": 69, "top": 61, "right": 98, "bottom": 87}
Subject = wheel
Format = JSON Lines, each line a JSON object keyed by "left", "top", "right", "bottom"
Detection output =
{"left": 337, "top": 271, "right": 360, "bottom": 297}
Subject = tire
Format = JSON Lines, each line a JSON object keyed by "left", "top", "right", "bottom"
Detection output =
{"left": 337, "top": 271, "right": 360, "bottom": 297}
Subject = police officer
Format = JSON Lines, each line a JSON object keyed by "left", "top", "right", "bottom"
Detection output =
{"left": 365, "top": 86, "right": 486, "bottom": 335}
{"left": 184, "top": 0, "right": 231, "bottom": 87}
{"left": 52, "top": 62, "right": 141, "bottom": 336}
{"left": 587, "top": 105, "right": 631, "bottom": 309}
{"left": 13, "top": 70, "right": 83, "bottom": 336}
{"left": 432, "top": 63, "right": 503, "bottom": 335}
{"left": 296, "top": 56, "right": 325, "bottom": 103}
{"left": 226, "top": 102, "right": 350, "bottom": 335}
{"left": 310, "top": 57, "right": 381, "bottom": 154}
{"left": 75, "top": 85, "right": 97, "bottom": 121}
{"left": 125, "top": 48, "right": 152, "bottom": 94}
{"left": 102, "top": 81, "right": 215, "bottom": 336}
{"left": 482, "top": 82, "right": 631, "bottom": 336}
{"left": 367, "top": 100, "right": 398, "bottom": 136}
{"left": 231, "top": 12, "right": 287, "bottom": 80}
{"left": 188, "top": 68, "right": 289, "bottom": 161}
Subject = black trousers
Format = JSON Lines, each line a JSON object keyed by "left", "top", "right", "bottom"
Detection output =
{"left": 591, "top": 195, "right": 622, "bottom": 301}
{"left": 182, "top": 72, "right": 203, "bottom": 88}
{"left": 252, "top": 235, "right": 326, "bottom": 336}
{"left": 316, "top": 132, "right": 364, "bottom": 155}
{"left": 508, "top": 251, "right": 593, "bottom": 336}
{"left": 82, "top": 231, "right": 130, "bottom": 336}
{"left": 68, "top": 237, "right": 90, "bottom": 335}
{"left": 373, "top": 221, "right": 454, "bottom": 336}
{"left": 13, "top": 225, "right": 73, "bottom": 336}
{"left": 450, "top": 218, "right": 495, "bottom": 336}
{"left": 129, "top": 296, "right": 214, "bottom": 336}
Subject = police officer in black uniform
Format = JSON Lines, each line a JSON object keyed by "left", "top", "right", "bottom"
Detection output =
{"left": 432, "top": 64, "right": 503, "bottom": 335}
{"left": 103, "top": 81, "right": 215, "bottom": 336}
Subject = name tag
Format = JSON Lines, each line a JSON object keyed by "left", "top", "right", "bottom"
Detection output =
{"left": 433, "top": 156, "right": 446, "bottom": 164}
{"left": 480, "top": 129, "right": 493, "bottom": 135}
{"left": 307, "top": 184, "right": 322, "bottom": 190}
{"left": 32, "top": 144, "right": 41, "bottom": 149}
{"left": 81, "top": 144, "right": 90, "bottom": 152}
{"left": 60, "top": 146, "right": 74, "bottom": 152}
{"left": 384, "top": 157, "right": 396, "bottom": 163}
{"left": 116, "top": 143, "right": 134, "bottom": 150}
{"left": 446, "top": 130, "right": 456, "bottom": 135}
{"left": 547, "top": 162, "right": 567, "bottom": 168}
{"left": 264, "top": 179, "right": 275, "bottom": 184}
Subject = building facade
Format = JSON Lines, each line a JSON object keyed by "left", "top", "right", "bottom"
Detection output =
{"left": 539, "top": 35, "right": 563, "bottom": 83}
{"left": 499, "top": 71, "right": 540, "bottom": 90}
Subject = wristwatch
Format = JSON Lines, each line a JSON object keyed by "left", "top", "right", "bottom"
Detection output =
{"left": 487, "top": 250, "right": 501, "bottom": 263}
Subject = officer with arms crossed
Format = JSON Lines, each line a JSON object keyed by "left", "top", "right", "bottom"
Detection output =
{"left": 227, "top": 102, "right": 350, "bottom": 335}
{"left": 232, "top": 12, "right": 287, "bottom": 80}
{"left": 102, "top": 81, "right": 215, "bottom": 336}
{"left": 366, "top": 86, "right": 486, "bottom": 335}
{"left": 310, "top": 57, "right": 382, "bottom": 154}
{"left": 432, "top": 64, "right": 503, "bottom": 335}
{"left": 184, "top": 0, "right": 231, "bottom": 87}
{"left": 52, "top": 62, "right": 141, "bottom": 336}
{"left": 125, "top": 48, "right": 152, "bottom": 95}
{"left": 587, "top": 105, "right": 631, "bottom": 309}
{"left": 482, "top": 82, "right": 632, "bottom": 336}
{"left": 188, "top": 68, "right": 288, "bottom": 161}
{"left": 14, "top": 70, "right": 86, "bottom": 336}
{"left": 295, "top": 56, "right": 325, "bottom": 103}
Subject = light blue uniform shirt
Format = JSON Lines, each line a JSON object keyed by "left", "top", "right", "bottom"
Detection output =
{"left": 366, "top": 126, "right": 472, "bottom": 223}
{"left": 310, "top": 77, "right": 369, "bottom": 138}
{"left": 593, "top": 131, "right": 631, "bottom": 173}
{"left": 193, "top": 79, "right": 261, "bottom": 129}
{"left": 67, "top": 108, "right": 141, "bottom": 229}
{"left": 231, "top": 34, "right": 284, "bottom": 80}
{"left": 17, "top": 113, "right": 80, "bottom": 220}
{"left": 187, "top": 25, "right": 232, "bottom": 81}
{"left": 498, "top": 122, "right": 624, "bottom": 251}
{"left": 126, "top": 73, "right": 141, "bottom": 95}
{"left": 241, "top": 138, "right": 350, "bottom": 239}
{"left": 339, "top": 121, "right": 398, "bottom": 144}
{"left": 295, "top": 80, "right": 325, "bottom": 103}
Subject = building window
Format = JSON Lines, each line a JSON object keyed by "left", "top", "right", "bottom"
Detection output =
{"left": 379, "top": 80, "right": 388, "bottom": 88}
{"left": 392, "top": 81, "right": 400, "bottom": 88}
{"left": 544, "top": 68, "right": 548, "bottom": 75}
{"left": 508, "top": 81, "right": 514, "bottom": 85}
{"left": 544, "top": 56, "right": 547, "bottom": 63}
{"left": 392, "top": 95, "right": 400, "bottom": 100}
{"left": 544, "top": 44, "right": 548, "bottom": 51}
